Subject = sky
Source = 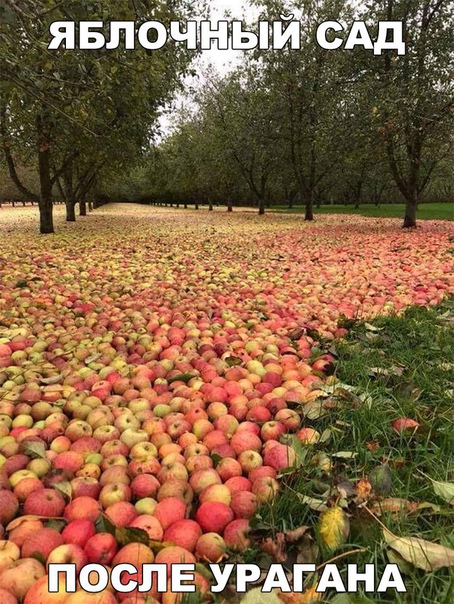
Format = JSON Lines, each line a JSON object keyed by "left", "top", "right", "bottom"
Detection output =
{"left": 159, "top": 0, "right": 259, "bottom": 134}
{"left": 201, "top": 0, "right": 259, "bottom": 72}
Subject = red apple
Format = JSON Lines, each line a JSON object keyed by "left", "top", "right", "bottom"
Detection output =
{"left": 195, "top": 502, "right": 234, "bottom": 534}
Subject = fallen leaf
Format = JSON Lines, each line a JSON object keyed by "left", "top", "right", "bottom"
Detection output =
{"left": 277, "top": 586, "right": 322, "bottom": 603}
{"left": 318, "top": 507, "right": 350, "bottom": 553}
{"left": 369, "top": 464, "right": 392, "bottom": 496}
{"left": 369, "top": 498, "right": 414, "bottom": 515}
{"left": 428, "top": 478, "right": 454, "bottom": 505}
{"left": 382, "top": 527, "right": 454, "bottom": 571}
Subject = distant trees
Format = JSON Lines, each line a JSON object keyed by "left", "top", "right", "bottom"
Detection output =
{"left": 0, "top": 0, "right": 196, "bottom": 232}
{"left": 1, "top": 1, "right": 452, "bottom": 228}
{"left": 138, "top": 0, "right": 453, "bottom": 227}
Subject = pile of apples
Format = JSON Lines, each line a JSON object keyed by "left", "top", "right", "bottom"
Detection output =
{"left": 0, "top": 206, "right": 453, "bottom": 603}
{"left": 0, "top": 324, "right": 330, "bottom": 604}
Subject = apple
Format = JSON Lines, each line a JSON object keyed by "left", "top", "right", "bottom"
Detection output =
{"left": 120, "top": 428, "right": 148, "bottom": 448}
{"left": 62, "top": 519, "right": 96, "bottom": 547}
{"left": 0, "top": 540, "right": 20, "bottom": 574}
{"left": 230, "top": 431, "right": 262, "bottom": 455}
{"left": 195, "top": 502, "right": 234, "bottom": 534}
{"left": 0, "top": 588, "right": 17, "bottom": 604}
{"left": 84, "top": 532, "right": 118, "bottom": 565}
{"left": 53, "top": 451, "right": 84, "bottom": 473}
{"left": 105, "top": 501, "right": 138, "bottom": 526}
{"left": 22, "top": 527, "right": 64, "bottom": 561}
{"left": 223, "top": 519, "right": 251, "bottom": 551}
{"left": 297, "top": 427, "right": 321, "bottom": 444}
{"left": 64, "top": 496, "right": 101, "bottom": 522}
{"left": 231, "top": 491, "right": 258, "bottom": 519}
{"left": 163, "top": 519, "right": 202, "bottom": 552}
{"left": 263, "top": 443, "right": 297, "bottom": 470}
{"left": 23, "top": 488, "right": 65, "bottom": 517}
{"left": 154, "top": 496, "right": 187, "bottom": 531}
{"left": 0, "top": 490, "right": 19, "bottom": 525}
{"left": 131, "top": 474, "right": 160, "bottom": 499}
{"left": 252, "top": 477, "right": 279, "bottom": 503}
{"left": 129, "top": 515, "right": 164, "bottom": 541}
{"left": 238, "top": 450, "right": 263, "bottom": 474}
{"left": 189, "top": 468, "right": 222, "bottom": 494}
{"left": 260, "top": 421, "right": 286, "bottom": 442}
{"left": 99, "top": 482, "right": 132, "bottom": 508}
{"left": 0, "top": 558, "right": 46, "bottom": 601}
{"left": 7, "top": 517, "right": 44, "bottom": 549}
{"left": 195, "top": 533, "right": 226, "bottom": 563}
{"left": 199, "top": 484, "right": 232, "bottom": 506}
{"left": 154, "top": 545, "right": 196, "bottom": 573}
{"left": 275, "top": 408, "right": 301, "bottom": 431}
{"left": 46, "top": 544, "right": 88, "bottom": 574}
{"left": 224, "top": 476, "right": 252, "bottom": 495}
{"left": 249, "top": 465, "right": 277, "bottom": 484}
{"left": 13, "top": 476, "right": 44, "bottom": 502}
{"left": 157, "top": 479, "right": 194, "bottom": 505}
{"left": 70, "top": 476, "right": 102, "bottom": 499}
{"left": 130, "top": 442, "right": 158, "bottom": 459}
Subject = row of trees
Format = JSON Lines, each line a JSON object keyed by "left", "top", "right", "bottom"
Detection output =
{"left": 125, "top": 0, "right": 453, "bottom": 227}
{"left": 0, "top": 0, "right": 201, "bottom": 232}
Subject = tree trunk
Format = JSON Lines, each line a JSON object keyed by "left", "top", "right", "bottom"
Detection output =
{"left": 39, "top": 200, "right": 54, "bottom": 234}
{"left": 184, "top": 203, "right": 187, "bottom": 209}
{"left": 37, "top": 146, "right": 54, "bottom": 233}
{"left": 209, "top": 202, "right": 213, "bottom": 211}
{"left": 66, "top": 201, "right": 76, "bottom": 222}
{"left": 403, "top": 199, "right": 417, "bottom": 228}
{"left": 195, "top": 202, "right": 199, "bottom": 210}
{"left": 88, "top": 201, "right": 93, "bottom": 212}
{"left": 305, "top": 191, "right": 314, "bottom": 221}
{"left": 258, "top": 199, "right": 265, "bottom": 215}
{"left": 227, "top": 200, "right": 233, "bottom": 212}
{"left": 79, "top": 200, "right": 87, "bottom": 216}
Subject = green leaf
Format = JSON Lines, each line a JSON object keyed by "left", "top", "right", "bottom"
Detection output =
{"left": 53, "top": 481, "right": 72, "bottom": 501}
{"left": 226, "top": 356, "right": 243, "bottom": 367}
{"left": 115, "top": 526, "right": 150, "bottom": 547}
{"left": 290, "top": 434, "right": 308, "bottom": 467}
{"left": 21, "top": 441, "right": 46, "bottom": 459}
{"left": 167, "top": 373, "right": 196, "bottom": 384}
{"left": 428, "top": 478, "right": 454, "bottom": 505}
{"left": 45, "top": 519, "right": 67, "bottom": 532}
{"left": 95, "top": 514, "right": 116, "bottom": 536}
{"left": 369, "top": 464, "right": 392, "bottom": 496}
{"left": 32, "top": 552, "right": 47, "bottom": 566}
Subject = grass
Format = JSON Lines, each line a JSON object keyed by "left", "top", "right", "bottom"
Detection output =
{"left": 246, "top": 299, "right": 454, "bottom": 603}
{"left": 272, "top": 203, "right": 453, "bottom": 221}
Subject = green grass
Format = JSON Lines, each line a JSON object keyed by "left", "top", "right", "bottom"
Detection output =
{"left": 249, "top": 299, "right": 454, "bottom": 603}
{"left": 273, "top": 203, "right": 453, "bottom": 221}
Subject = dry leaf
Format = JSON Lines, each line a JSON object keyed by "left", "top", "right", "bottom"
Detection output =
{"left": 355, "top": 478, "right": 373, "bottom": 501}
{"left": 260, "top": 533, "right": 287, "bottom": 563}
{"left": 383, "top": 527, "right": 454, "bottom": 571}
{"left": 369, "top": 498, "right": 414, "bottom": 515}
{"left": 277, "top": 586, "right": 322, "bottom": 604}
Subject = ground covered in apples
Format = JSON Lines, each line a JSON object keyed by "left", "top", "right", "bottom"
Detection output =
{"left": 0, "top": 204, "right": 453, "bottom": 604}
